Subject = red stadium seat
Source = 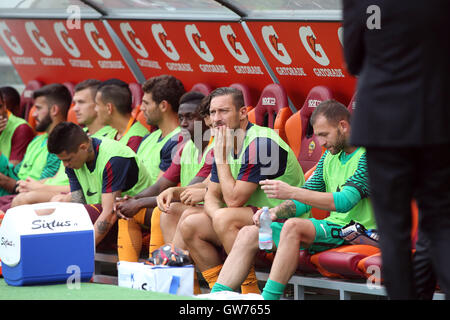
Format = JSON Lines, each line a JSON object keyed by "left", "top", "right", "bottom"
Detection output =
{"left": 21, "top": 80, "right": 44, "bottom": 120}
{"left": 247, "top": 83, "right": 292, "bottom": 143}
{"left": 307, "top": 200, "right": 419, "bottom": 281}
{"left": 347, "top": 92, "right": 356, "bottom": 115}
{"left": 190, "top": 83, "right": 213, "bottom": 95}
{"left": 129, "top": 82, "right": 143, "bottom": 111}
{"left": 285, "top": 85, "right": 333, "bottom": 173}
{"left": 310, "top": 244, "right": 380, "bottom": 279}
{"left": 63, "top": 81, "right": 75, "bottom": 97}
{"left": 229, "top": 82, "right": 257, "bottom": 109}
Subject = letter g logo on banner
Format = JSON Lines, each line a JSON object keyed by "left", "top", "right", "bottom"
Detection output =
{"left": 54, "top": 22, "right": 80, "bottom": 58}
{"left": 84, "top": 22, "right": 112, "bottom": 59}
{"left": 299, "top": 26, "right": 330, "bottom": 66}
{"left": 151, "top": 23, "right": 180, "bottom": 61}
{"left": 220, "top": 25, "right": 249, "bottom": 64}
{"left": 185, "top": 24, "right": 214, "bottom": 63}
{"left": 0, "top": 21, "right": 24, "bottom": 55}
{"left": 25, "top": 21, "right": 53, "bottom": 56}
{"left": 262, "top": 25, "right": 292, "bottom": 65}
{"left": 120, "top": 22, "right": 148, "bottom": 58}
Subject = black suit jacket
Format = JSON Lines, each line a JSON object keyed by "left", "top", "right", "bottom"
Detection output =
{"left": 343, "top": 0, "right": 450, "bottom": 147}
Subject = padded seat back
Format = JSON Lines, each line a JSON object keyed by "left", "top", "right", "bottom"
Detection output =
{"left": 63, "top": 82, "right": 75, "bottom": 97}
{"left": 285, "top": 85, "right": 333, "bottom": 173}
{"left": 348, "top": 92, "right": 356, "bottom": 115}
{"left": 247, "top": 83, "right": 292, "bottom": 143}
{"left": 229, "top": 82, "right": 256, "bottom": 109}
{"left": 129, "top": 82, "right": 143, "bottom": 111}
{"left": 190, "top": 83, "right": 213, "bottom": 96}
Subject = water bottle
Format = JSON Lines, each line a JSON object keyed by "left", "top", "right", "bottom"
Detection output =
{"left": 259, "top": 206, "right": 273, "bottom": 250}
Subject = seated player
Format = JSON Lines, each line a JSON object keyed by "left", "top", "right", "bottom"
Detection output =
{"left": 95, "top": 79, "right": 148, "bottom": 152}
{"left": 209, "top": 100, "right": 376, "bottom": 299}
{"left": 0, "top": 86, "right": 21, "bottom": 117}
{"left": 115, "top": 90, "right": 213, "bottom": 262}
{"left": 149, "top": 94, "right": 214, "bottom": 255}
{"left": 10, "top": 79, "right": 116, "bottom": 207}
{"left": 114, "top": 75, "right": 185, "bottom": 261}
{"left": 0, "top": 88, "right": 35, "bottom": 166}
{"left": 47, "top": 122, "right": 152, "bottom": 247}
{"left": 0, "top": 83, "right": 71, "bottom": 205}
{"left": 177, "top": 87, "right": 305, "bottom": 294}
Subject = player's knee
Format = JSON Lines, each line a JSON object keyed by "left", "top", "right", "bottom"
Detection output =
{"left": 234, "top": 225, "right": 259, "bottom": 251}
{"left": 179, "top": 206, "right": 201, "bottom": 224}
{"left": 281, "top": 218, "right": 307, "bottom": 241}
{"left": 179, "top": 214, "right": 202, "bottom": 243}
{"left": 211, "top": 208, "right": 232, "bottom": 235}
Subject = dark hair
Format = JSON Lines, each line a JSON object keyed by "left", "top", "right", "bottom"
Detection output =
{"left": 0, "top": 86, "right": 20, "bottom": 111}
{"left": 48, "top": 122, "right": 89, "bottom": 155}
{"left": 310, "top": 99, "right": 351, "bottom": 126}
{"left": 197, "top": 95, "right": 211, "bottom": 118}
{"left": 98, "top": 78, "right": 128, "bottom": 89}
{"left": 97, "top": 84, "right": 132, "bottom": 115}
{"left": 142, "top": 75, "right": 185, "bottom": 113}
{"left": 179, "top": 91, "right": 205, "bottom": 106}
{"left": 74, "top": 79, "right": 101, "bottom": 101}
{"left": 208, "top": 87, "right": 244, "bottom": 111}
{"left": 33, "top": 83, "right": 72, "bottom": 118}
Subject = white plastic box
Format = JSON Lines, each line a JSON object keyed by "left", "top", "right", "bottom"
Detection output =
{"left": 117, "top": 261, "right": 194, "bottom": 296}
{"left": 0, "top": 202, "right": 95, "bottom": 286}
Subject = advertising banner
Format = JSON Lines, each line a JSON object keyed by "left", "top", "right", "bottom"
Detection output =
{"left": 246, "top": 21, "right": 356, "bottom": 109}
{"left": 109, "top": 20, "right": 272, "bottom": 103}
{"left": 0, "top": 19, "right": 136, "bottom": 85}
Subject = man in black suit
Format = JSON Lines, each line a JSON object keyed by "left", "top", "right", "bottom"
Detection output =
{"left": 342, "top": 0, "right": 450, "bottom": 299}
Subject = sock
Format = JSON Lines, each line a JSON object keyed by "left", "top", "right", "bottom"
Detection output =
{"left": 241, "top": 266, "right": 261, "bottom": 294}
{"left": 211, "top": 282, "right": 233, "bottom": 293}
{"left": 149, "top": 207, "right": 165, "bottom": 255}
{"left": 201, "top": 264, "right": 223, "bottom": 289}
{"left": 261, "top": 279, "right": 286, "bottom": 300}
{"left": 117, "top": 218, "right": 142, "bottom": 262}
{"left": 193, "top": 272, "right": 201, "bottom": 295}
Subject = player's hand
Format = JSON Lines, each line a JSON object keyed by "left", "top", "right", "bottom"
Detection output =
{"left": 180, "top": 188, "right": 206, "bottom": 206}
{"left": 213, "top": 126, "right": 233, "bottom": 164}
{"left": 115, "top": 197, "right": 141, "bottom": 219}
{"left": 260, "top": 179, "right": 295, "bottom": 199}
{"left": 157, "top": 187, "right": 174, "bottom": 213}
{"left": 17, "top": 178, "right": 41, "bottom": 193}
{"left": 253, "top": 207, "right": 277, "bottom": 227}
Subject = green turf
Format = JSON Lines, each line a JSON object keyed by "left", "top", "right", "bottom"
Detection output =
{"left": 0, "top": 279, "right": 198, "bottom": 300}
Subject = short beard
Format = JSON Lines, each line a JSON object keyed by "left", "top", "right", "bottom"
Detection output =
{"left": 329, "top": 130, "right": 347, "bottom": 155}
{"left": 35, "top": 113, "right": 52, "bottom": 132}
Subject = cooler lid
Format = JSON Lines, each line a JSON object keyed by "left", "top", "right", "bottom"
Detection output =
{"left": 0, "top": 202, "right": 94, "bottom": 267}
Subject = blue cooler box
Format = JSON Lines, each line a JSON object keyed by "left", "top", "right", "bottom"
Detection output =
{"left": 0, "top": 202, "right": 95, "bottom": 286}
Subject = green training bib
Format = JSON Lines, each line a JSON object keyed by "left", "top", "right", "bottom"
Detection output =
{"left": 136, "top": 127, "right": 181, "bottom": 185}
{"left": 74, "top": 138, "right": 151, "bottom": 204}
{"left": 323, "top": 147, "right": 376, "bottom": 229}
{"left": 227, "top": 124, "right": 305, "bottom": 208}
